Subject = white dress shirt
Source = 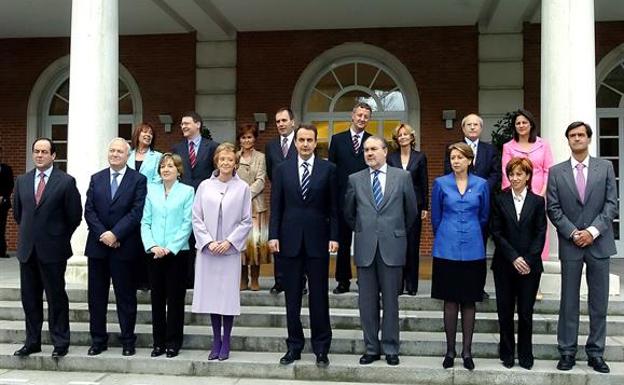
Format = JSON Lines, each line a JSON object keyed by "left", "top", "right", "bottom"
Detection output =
{"left": 298, "top": 154, "right": 315, "bottom": 184}
{"left": 110, "top": 166, "right": 128, "bottom": 185}
{"left": 350, "top": 128, "right": 364, "bottom": 150}
{"left": 512, "top": 187, "right": 527, "bottom": 221}
{"left": 33, "top": 165, "right": 53, "bottom": 194}
{"left": 369, "top": 163, "right": 387, "bottom": 195}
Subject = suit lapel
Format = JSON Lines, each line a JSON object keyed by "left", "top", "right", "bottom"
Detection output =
{"left": 111, "top": 169, "right": 132, "bottom": 204}
{"left": 583, "top": 157, "right": 600, "bottom": 203}
{"left": 500, "top": 192, "right": 519, "bottom": 224}
{"left": 377, "top": 167, "right": 396, "bottom": 211}
{"left": 517, "top": 193, "right": 537, "bottom": 226}
{"left": 24, "top": 170, "right": 36, "bottom": 206}
{"left": 36, "top": 168, "right": 60, "bottom": 208}
{"left": 561, "top": 160, "right": 583, "bottom": 204}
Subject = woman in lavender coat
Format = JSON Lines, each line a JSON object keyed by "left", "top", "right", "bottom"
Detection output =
{"left": 191, "top": 143, "right": 252, "bottom": 361}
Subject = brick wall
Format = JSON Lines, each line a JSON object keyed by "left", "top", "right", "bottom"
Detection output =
{"left": 237, "top": 26, "right": 480, "bottom": 256}
{"left": 0, "top": 33, "right": 196, "bottom": 251}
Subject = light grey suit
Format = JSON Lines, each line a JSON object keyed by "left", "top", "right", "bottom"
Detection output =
{"left": 547, "top": 157, "right": 618, "bottom": 358}
{"left": 344, "top": 165, "right": 417, "bottom": 355}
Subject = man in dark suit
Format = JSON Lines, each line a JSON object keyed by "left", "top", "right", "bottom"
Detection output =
{"left": 84, "top": 138, "right": 147, "bottom": 357}
{"left": 265, "top": 107, "right": 298, "bottom": 294}
{"left": 328, "top": 102, "right": 372, "bottom": 294}
{"left": 444, "top": 113, "right": 501, "bottom": 299}
{"left": 12, "top": 138, "right": 82, "bottom": 357}
{"left": 0, "top": 145, "right": 14, "bottom": 259}
{"left": 344, "top": 136, "right": 417, "bottom": 366}
{"left": 171, "top": 111, "right": 219, "bottom": 191}
{"left": 547, "top": 121, "right": 618, "bottom": 373}
{"left": 269, "top": 124, "right": 338, "bottom": 368}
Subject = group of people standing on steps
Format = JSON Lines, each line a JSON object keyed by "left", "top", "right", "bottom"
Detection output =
{"left": 9, "top": 104, "right": 617, "bottom": 374}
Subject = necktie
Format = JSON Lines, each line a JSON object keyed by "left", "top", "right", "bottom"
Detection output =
{"left": 111, "top": 172, "right": 120, "bottom": 199}
{"left": 575, "top": 163, "right": 586, "bottom": 202}
{"left": 189, "top": 141, "right": 197, "bottom": 169}
{"left": 35, "top": 172, "right": 46, "bottom": 205}
{"left": 301, "top": 162, "right": 310, "bottom": 200}
{"left": 352, "top": 134, "right": 360, "bottom": 154}
{"left": 372, "top": 170, "right": 383, "bottom": 208}
{"left": 281, "top": 137, "right": 289, "bottom": 158}
{"left": 471, "top": 142, "right": 477, "bottom": 165}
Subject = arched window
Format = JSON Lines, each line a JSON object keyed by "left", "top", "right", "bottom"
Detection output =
{"left": 596, "top": 58, "right": 624, "bottom": 247}
{"left": 303, "top": 60, "right": 408, "bottom": 157}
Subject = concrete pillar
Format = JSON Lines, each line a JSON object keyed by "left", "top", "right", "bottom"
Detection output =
{"left": 66, "top": 0, "right": 119, "bottom": 283}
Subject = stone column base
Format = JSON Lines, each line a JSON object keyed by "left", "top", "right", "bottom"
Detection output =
{"left": 540, "top": 261, "right": 621, "bottom": 296}
{"left": 65, "top": 255, "right": 88, "bottom": 286}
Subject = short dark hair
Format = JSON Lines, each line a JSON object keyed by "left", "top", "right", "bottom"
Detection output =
{"left": 32, "top": 137, "right": 56, "bottom": 155}
{"left": 295, "top": 123, "right": 318, "bottom": 140}
{"left": 565, "top": 121, "right": 593, "bottom": 138}
{"left": 130, "top": 122, "right": 156, "bottom": 150}
{"left": 181, "top": 111, "right": 203, "bottom": 128}
{"left": 158, "top": 153, "right": 184, "bottom": 179}
{"left": 275, "top": 107, "right": 294, "bottom": 120}
{"left": 364, "top": 135, "right": 388, "bottom": 149}
{"left": 512, "top": 109, "right": 538, "bottom": 143}
{"left": 353, "top": 102, "right": 373, "bottom": 113}
{"left": 236, "top": 124, "right": 258, "bottom": 141}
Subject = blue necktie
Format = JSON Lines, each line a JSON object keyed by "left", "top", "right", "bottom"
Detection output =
{"left": 301, "top": 162, "right": 310, "bottom": 200}
{"left": 372, "top": 170, "right": 383, "bottom": 208}
{"left": 111, "top": 172, "right": 120, "bottom": 199}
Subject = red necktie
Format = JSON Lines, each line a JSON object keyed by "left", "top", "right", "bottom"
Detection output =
{"left": 189, "top": 141, "right": 197, "bottom": 169}
{"left": 35, "top": 172, "right": 46, "bottom": 205}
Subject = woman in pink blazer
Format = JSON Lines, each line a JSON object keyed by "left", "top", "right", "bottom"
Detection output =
{"left": 501, "top": 109, "right": 553, "bottom": 263}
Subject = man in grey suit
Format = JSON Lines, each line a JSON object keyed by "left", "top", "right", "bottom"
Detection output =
{"left": 547, "top": 121, "right": 618, "bottom": 373}
{"left": 344, "top": 136, "right": 417, "bottom": 366}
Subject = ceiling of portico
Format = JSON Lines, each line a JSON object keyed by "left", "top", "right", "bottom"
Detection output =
{"left": 0, "top": 0, "right": 622, "bottom": 40}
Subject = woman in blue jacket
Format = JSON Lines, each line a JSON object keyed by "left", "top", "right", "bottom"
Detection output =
{"left": 141, "top": 153, "right": 194, "bottom": 358}
{"left": 431, "top": 142, "right": 490, "bottom": 370}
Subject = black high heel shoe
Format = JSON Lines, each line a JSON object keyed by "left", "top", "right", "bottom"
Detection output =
{"left": 442, "top": 351, "right": 456, "bottom": 368}
{"left": 462, "top": 354, "right": 475, "bottom": 371}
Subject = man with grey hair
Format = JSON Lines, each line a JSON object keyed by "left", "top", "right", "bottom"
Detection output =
{"left": 344, "top": 135, "right": 417, "bottom": 366}
{"left": 84, "top": 137, "right": 147, "bottom": 357}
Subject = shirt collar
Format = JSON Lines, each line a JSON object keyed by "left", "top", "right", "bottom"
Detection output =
{"left": 465, "top": 137, "right": 479, "bottom": 147}
{"left": 282, "top": 131, "right": 295, "bottom": 142}
{"left": 298, "top": 154, "right": 315, "bottom": 167}
{"left": 369, "top": 163, "right": 388, "bottom": 175}
{"left": 187, "top": 135, "right": 201, "bottom": 148}
{"left": 110, "top": 166, "right": 127, "bottom": 177}
{"left": 571, "top": 155, "right": 589, "bottom": 169}
{"left": 350, "top": 128, "right": 364, "bottom": 138}
{"left": 36, "top": 165, "right": 53, "bottom": 177}
{"left": 512, "top": 187, "right": 527, "bottom": 202}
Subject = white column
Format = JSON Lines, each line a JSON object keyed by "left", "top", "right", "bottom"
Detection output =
{"left": 541, "top": 0, "right": 597, "bottom": 161}
{"left": 66, "top": 0, "right": 119, "bottom": 283}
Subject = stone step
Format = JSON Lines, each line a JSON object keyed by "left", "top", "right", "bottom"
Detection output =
{"left": 1, "top": 286, "right": 622, "bottom": 315}
{"left": 0, "top": 344, "right": 622, "bottom": 385}
{"left": 1, "top": 320, "right": 624, "bottom": 361}
{"left": 1, "top": 301, "right": 624, "bottom": 335}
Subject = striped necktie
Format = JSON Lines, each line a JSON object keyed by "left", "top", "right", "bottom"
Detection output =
{"left": 189, "top": 141, "right": 197, "bottom": 169}
{"left": 111, "top": 172, "right": 120, "bottom": 199}
{"left": 372, "top": 170, "right": 383, "bottom": 208}
{"left": 301, "top": 162, "right": 310, "bottom": 200}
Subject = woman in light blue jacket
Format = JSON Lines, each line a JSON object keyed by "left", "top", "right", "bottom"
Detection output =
{"left": 128, "top": 122, "right": 162, "bottom": 184}
{"left": 141, "top": 153, "right": 194, "bottom": 358}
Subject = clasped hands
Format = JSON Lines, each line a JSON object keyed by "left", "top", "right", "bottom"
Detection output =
{"left": 572, "top": 229, "right": 594, "bottom": 248}
{"left": 99, "top": 231, "right": 120, "bottom": 248}
{"left": 150, "top": 246, "right": 171, "bottom": 258}
{"left": 268, "top": 239, "right": 339, "bottom": 254}
{"left": 512, "top": 256, "right": 531, "bottom": 275}
{"left": 207, "top": 240, "right": 232, "bottom": 254}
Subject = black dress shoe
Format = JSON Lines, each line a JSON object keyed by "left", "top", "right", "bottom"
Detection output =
{"left": 462, "top": 355, "right": 475, "bottom": 370}
{"left": 359, "top": 353, "right": 381, "bottom": 365}
{"left": 166, "top": 348, "right": 179, "bottom": 358}
{"left": 587, "top": 356, "right": 610, "bottom": 373}
{"left": 151, "top": 346, "right": 166, "bottom": 357}
{"left": 386, "top": 354, "right": 400, "bottom": 366}
{"left": 270, "top": 284, "right": 284, "bottom": 295}
{"left": 316, "top": 353, "right": 330, "bottom": 368}
{"left": 556, "top": 355, "right": 575, "bottom": 371}
{"left": 279, "top": 350, "right": 301, "bottom": 365}
{"left": 333, "top": 282, "right": 350, "bottom": 294}
{"left": 519, "top": 358, "right": 533, "bottom": 370}
{"left": 502, "top": 358, "right": 514, "bottom": 368}
{"left": 442, "top": 355, "right": 455, "bottom": 368}
{"left": 122, "top": 347, "right": 136, "bottom": 356}
{"left": 302, "top": 287, "right": 308, "bottom": 295}
{"left": 13, "top": 345, "right": 41, "bottom": 357}
{"left": 51, "top": 347, "right": 68, "bottom": 357}
{"left": 87, "top": 345, "right": 107, "bottom": 356}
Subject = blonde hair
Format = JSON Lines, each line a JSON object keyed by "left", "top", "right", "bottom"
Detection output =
{"left": 392, "top": 123, "right": 416, "bottom": 149}
{"left": 213, "top": 142, "right": 239, "bottom": 168}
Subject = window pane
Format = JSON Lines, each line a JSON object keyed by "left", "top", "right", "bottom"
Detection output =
{"left": 334, "top": 91, "right": 377, "bottom": 112}
{"left": 57, "top": 79, "right": 69, "bottom": 100}
{"left": 316, "top": 71, "right": 341, "bottom": 98}
{"left": 604, "top": 64, "right": 624, "bottom": 94}
{"left": 54, "top": 143, "right": 67, "bottom": 159}
{"left": 119, "top": 79, "right": 129, "bottom": 95}
{"left": 599, "top": 117, "right": 619, "bottom": 136}
{"left": 607, "top": 158, "right": 620, "bottom": 178}
{"left": 357, "top": 63, "right": 378, "bottom": 87}
{"left": 53, "top": 160, "right": 67, "bottom": 172}
{"left": 333, "top": 121, "right": 351, "bottom": 134}
{"left": 380, "top": 91, "right": 406, "bottom": 111}
{"left": 51, "top": 124, "right": 68, "bottom": 141}
{"left": 613, "top": 220, "right": 620, "bottom": 241}
{"left": 307, "top": 89, "right": 332, "bottom": 112}
{"left": 119, "top": 123, "right": 132, "bottom": 140}
{"left": 371, "top": 70, "right": 397, "bottom": 94}
{"left": 596, "top": 86, "right": 621, "bottom": 108}
{"left": 313, "top": 121, "right": 329, "bottom": 141}
{"left": 333, "top": 63, "right": 355, "bottom": 88}
{"left": 383, "top": 120, "right": 401, "bottom": 142}
{"left": 600, "top": 138, "right": 619, "bottom": 157}
{"left": 49, "top": 95, "right": 69, "bottom": 115}
{"left": 119, "top": 94, "right": 133, "bottom": 114}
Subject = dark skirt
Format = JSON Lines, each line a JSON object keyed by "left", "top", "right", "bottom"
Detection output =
{"left": 431, "top": 257, "right": 486, "bottom": 302}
